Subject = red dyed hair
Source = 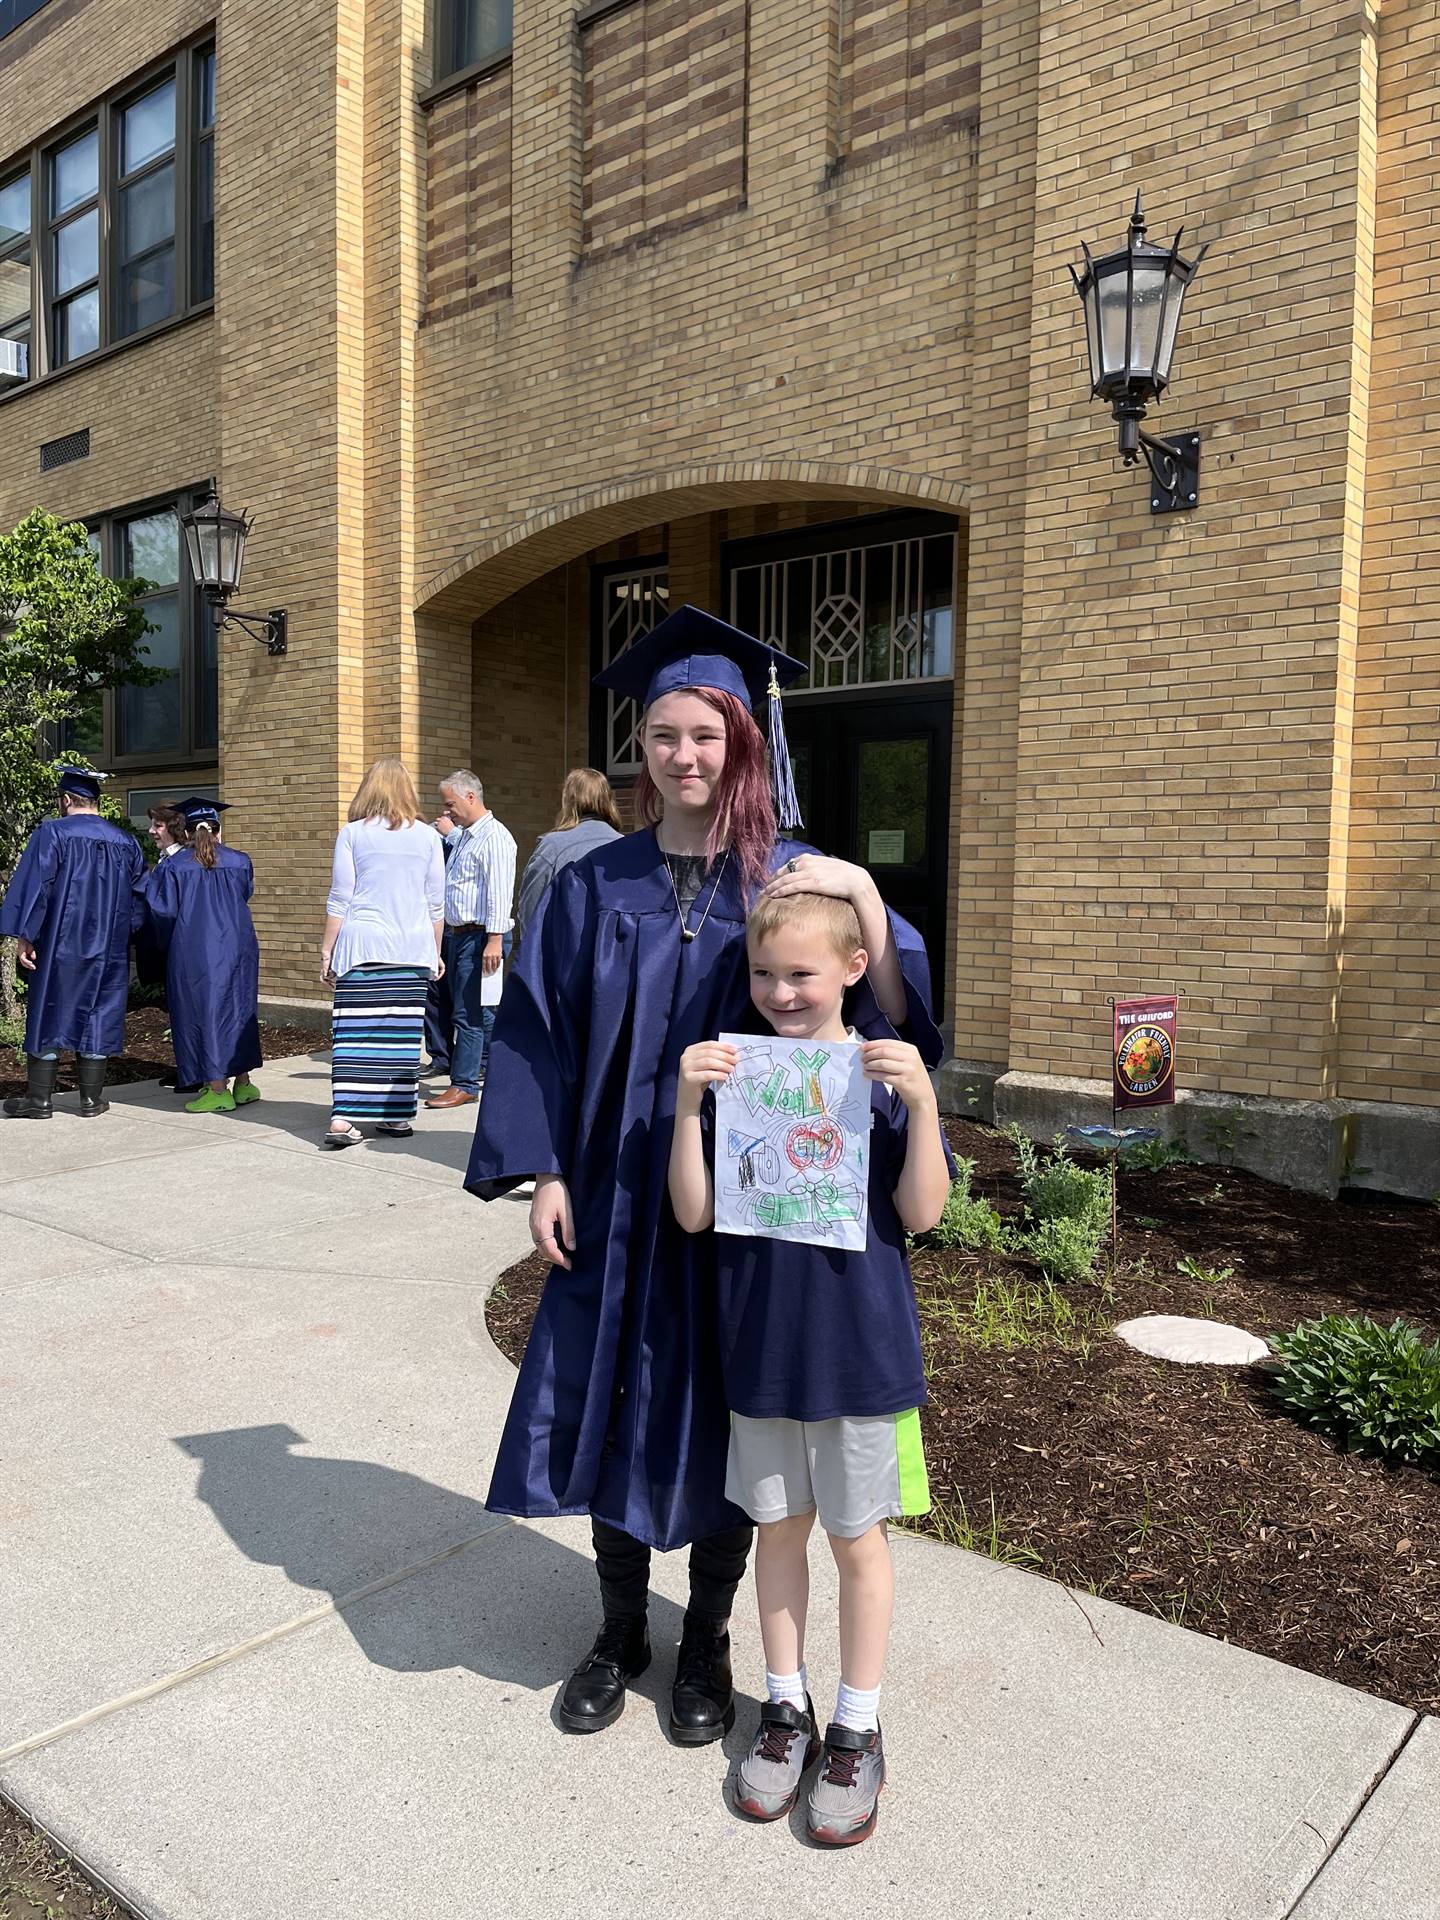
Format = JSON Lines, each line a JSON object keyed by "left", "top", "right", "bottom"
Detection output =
{"left": 636, "top": 687, "right": 776, "bottom": 897}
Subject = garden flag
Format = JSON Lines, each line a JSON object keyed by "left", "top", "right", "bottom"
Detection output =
{"left": 1113, "top": 995, "right": 1178, "bottom": 1109}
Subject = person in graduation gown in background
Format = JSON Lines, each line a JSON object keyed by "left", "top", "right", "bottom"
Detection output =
{"left": 465, "top": 606, "right": 945, "bottom": 1749}
{"left": 138, "top": 797, "right": 262, "bottom": 1114}
{"left": 139, "top": 803, "right": 204, "bottom": 1094}
{"left": 2, "top": 766, "right": 145, "bottom": 1120}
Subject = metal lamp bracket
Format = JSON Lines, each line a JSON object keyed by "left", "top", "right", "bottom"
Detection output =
{"left": 213, "top": 601, "right": 288, "bottom": 656}
{"left": 1131, "top": 430, "right": 1200, "bottom": 513}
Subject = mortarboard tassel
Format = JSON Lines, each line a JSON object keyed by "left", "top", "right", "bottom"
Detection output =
{"left": 766, "top": 662, "right": 804, "bottom": 833}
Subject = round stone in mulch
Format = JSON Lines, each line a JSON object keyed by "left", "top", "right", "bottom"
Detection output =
{"left": 1116, "top": 1313, "right": 1272, "bottom": 1365}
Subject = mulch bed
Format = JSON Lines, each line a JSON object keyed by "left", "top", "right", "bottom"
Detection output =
{"left": 485, "top": 1122, "right": 1440, "bottom": 1717}
{"left": 0, "top": 1796, "right": 131, "bottom": 1920}
{"left": 0, "top": 1004, "right": 324, "bottom": 1099}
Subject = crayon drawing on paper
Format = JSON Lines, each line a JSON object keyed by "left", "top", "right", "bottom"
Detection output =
{"left": 714, "top": 1033, "right": 869, "bottom": 1252}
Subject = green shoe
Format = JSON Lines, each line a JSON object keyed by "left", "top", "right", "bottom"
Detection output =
{"left": 233, "top": 1082, "right": 261, "bottom": 1106}
{"left": 186, "top": 1088, "right": 236, "bottom": 1113}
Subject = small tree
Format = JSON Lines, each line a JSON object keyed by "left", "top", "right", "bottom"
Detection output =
{"left": 0, "top": 509, "right": 159, "bottom": 1027}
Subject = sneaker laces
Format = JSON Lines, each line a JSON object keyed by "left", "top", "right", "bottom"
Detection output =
{"left": 756, "top": 1719, "right": 801, "bottom": 1764}
{"left": 822, "top": 1743, "right": 862, "bottom": 1787}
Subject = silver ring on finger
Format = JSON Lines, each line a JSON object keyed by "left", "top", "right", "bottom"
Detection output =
{"left": 785, "top": 858, "right": 799, "bottom": 874}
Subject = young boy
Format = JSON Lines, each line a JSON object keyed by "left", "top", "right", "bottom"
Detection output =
{"left": 669, "top": 891, "right": 950, "bottom": 1846}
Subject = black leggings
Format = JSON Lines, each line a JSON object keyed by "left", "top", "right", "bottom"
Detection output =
{"left": 592, "top": 1516, "right": 753, "bottom": 1624}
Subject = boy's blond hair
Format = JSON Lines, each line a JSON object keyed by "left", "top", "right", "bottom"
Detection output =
{"left": 746, "top": 890, "right": 864, "bottom": 961}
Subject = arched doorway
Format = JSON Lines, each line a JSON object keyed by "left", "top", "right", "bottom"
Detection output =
{"left": 415, "top": 465, "right": 968, "bottom": 1011}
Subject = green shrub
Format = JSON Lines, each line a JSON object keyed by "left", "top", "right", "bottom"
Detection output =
{"left": 999, "top": 1126, "right": 1111, "bottom": 1282}
{"left": 920, "top": 1159, "right": 1006, "bottom": 1252}
{"left": 1269, "top": 1315, "right": 1440, "bottom": 1468}
{"left": 1023, "top": 1215, "right": 1106, "bottom": 1284}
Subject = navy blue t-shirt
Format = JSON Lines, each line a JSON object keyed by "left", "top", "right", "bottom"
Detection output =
{"left": 703, "top": 1079, "right": 929, "bottom": 1422}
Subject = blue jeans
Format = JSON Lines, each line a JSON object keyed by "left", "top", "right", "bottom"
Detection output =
{"left": 449, "top": 927, "right": 511, "bottom": 1093}
{"left": 424, "top": 928, "right": 454, "bottom": 1072}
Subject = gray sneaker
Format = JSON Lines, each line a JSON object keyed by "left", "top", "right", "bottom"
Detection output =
{"left": 806, "top": 1721, "right": 885, "bottom": 1846}
{"left": 734, "top": 1697, "right": 821, "bottom": 1821}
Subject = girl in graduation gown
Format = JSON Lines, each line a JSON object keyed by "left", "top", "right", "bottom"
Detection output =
{"left": 140, "top": 800, "right": 263, "bottom": 1114}
{"left": 465, "top": 607, "right": 944, "bottom": 1747}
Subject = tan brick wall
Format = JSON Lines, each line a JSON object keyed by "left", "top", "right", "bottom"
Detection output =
{"left": 1342, "top": 0, "right": 1440, "bottom": 1102}
{"left": 580, "top": 0, "right": 748, "bottom": 256}
{"left": 425, "top": 63, "right": 512, "bottom": 319}
{"left": 840, "top": 0, "right": 981, "bottom": 156}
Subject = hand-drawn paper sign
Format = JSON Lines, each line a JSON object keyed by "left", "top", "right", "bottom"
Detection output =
{"left": 713, "top": 1033, "right": 869, "bottom": 1251}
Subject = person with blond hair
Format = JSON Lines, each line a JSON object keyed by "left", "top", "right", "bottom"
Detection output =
{"left": 320, "top": 758, "right": 445, "bottom": 1148}
{"left": 514, "top": 767, "right": 623, "bottom": 942}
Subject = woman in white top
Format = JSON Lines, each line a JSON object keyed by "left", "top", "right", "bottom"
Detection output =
{"left": 320, "top": 758, "right": 445, "bottom": 1149}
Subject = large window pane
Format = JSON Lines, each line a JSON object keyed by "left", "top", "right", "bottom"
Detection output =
{"left": 123, "top": 509, "right": 180, "bottom": 588}
{"left": 51, "top": 130, "right": 98, "bottom": 215}
{"left": 120, "top": 163, "right": 174, "bottom": 258}
{"left": 55, "top": 287, "right": 99, "bottom": 362}
{"left": 197, "top": 50, "right": 216, "bottom": 129}
{"left": 118, "top": 246, "right": 175, "bottom": 335}
{"left": 455, "top": 0, "right": 512, "bottom": 69}
{"left": 194, "top": 140, "right": 214, "bottom": 301}
{"left": 0, "top": 249, "right": 29, "bottom": 330}
{"left": 121, "top": 79, "right": 176, "bottom": 174}
{"left": 0, "top": 174, "right": 28, "bottom": 248}
{"left": 54, "top": 208, "right": 97, "bottom": 293}
{"left": 118, "top": 593, "right": 182, "bottom": 755}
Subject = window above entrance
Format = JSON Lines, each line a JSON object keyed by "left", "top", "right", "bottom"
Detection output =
{"left": 595, "top": 561, "right": 671, "bottom": 779}
{"left": 728, "top": 517, "right": 958, "bottom": 694}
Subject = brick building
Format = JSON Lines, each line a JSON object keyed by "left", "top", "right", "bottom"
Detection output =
{"left": 1, "top": 0, "right": 1437, "bottom": 1193}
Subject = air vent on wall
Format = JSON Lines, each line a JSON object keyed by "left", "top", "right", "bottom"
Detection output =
{"left": 40, "top": 428, "right": 90, "bottom": 472}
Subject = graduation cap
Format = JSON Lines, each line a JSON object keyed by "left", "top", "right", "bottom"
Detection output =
{"left": 57, "top": 765, "right": 109, "bottom": 802}
{"left": 593, "top": 606, "right": 807, "bottom": 830}
{"left": 175, "top": 796, "right": 231, "bottom": 827}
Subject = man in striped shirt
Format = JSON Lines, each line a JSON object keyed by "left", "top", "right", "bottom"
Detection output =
{"left": 425, "top": 770, "right": 517, "bottom": 1108}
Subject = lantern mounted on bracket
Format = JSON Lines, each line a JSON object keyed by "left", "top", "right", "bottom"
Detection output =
{"left": 179, "top": 491, "right": 288, "bottom": 656}
{"left": 1070, "top": 194, "right": 1208, "bottom": 513}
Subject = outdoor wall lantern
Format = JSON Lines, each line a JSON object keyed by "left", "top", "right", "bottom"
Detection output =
{"left": 179, "top": 492, "right": 288, "bottom": 656}
{"left": 1070, "top": 194, "right": 1208, "bottom": 513}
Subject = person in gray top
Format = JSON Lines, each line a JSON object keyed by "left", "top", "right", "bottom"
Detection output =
{"left": 515, "top": 767, "right": 623, "bottom": 942}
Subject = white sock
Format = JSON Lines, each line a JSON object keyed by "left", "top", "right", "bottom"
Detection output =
{"left": 834, "top": 1680, "right": 881, "bottom": 1732}
{"left": 765, "top": 1665, "right": 808, "bottom": 1710}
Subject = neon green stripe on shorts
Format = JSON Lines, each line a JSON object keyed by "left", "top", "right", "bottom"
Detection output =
{"left": 894, "top": 1408, "right": 931, "bottom": 1516}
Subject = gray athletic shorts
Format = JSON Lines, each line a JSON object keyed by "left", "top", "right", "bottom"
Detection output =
{"left": 725, "top": 1409, "right": 931, "bottom": 1539}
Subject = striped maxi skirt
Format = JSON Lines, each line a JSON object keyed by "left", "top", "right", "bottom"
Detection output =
{"left": 330, "top": 964, "right": 430, "bottom": 1122}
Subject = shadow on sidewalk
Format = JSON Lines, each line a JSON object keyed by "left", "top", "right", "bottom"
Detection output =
{"left": 172, "top": 1424, "right": 688, "bottom": 1703}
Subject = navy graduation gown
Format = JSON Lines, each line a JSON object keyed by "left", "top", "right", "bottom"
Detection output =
{"left": 465, "top": 829, "right": 943, "bottom": 1552}
{"left": 0, "top": 815, "right": 144, "bottom": 1056}
{"left": 139, "top": 845, "right": 263, "bottom": 1085}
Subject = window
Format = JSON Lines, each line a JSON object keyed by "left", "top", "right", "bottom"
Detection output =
{"left": 435, "top": 0, "right": 512, "bottom": 81}
{"left": 49, "top": 126, "right": 99, "bottom": 365}
{"left": 0, "top": 37, "right": 214, "bottom": 389}
{"left": 0, "top": 168, "right": 32, "bottom": 381}
{"left": 729, "top": 518, "right": 957, "bottom": 694}
{"left": 592, "top": 560, "right": 670, "bottom": 779}
{"left": 60, "top": 489, "right": 218, "bottom": 768}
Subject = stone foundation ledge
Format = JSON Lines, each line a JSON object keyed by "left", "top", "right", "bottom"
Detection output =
{"left": 258, "top": 995, "right": 332, "bottom": 1034}
{"left": 933, "top": 1069, "right": 1438, "bottom": 1203}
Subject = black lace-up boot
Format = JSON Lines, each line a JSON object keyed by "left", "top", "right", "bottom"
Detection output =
{"left": 76, "top": 1057, "right": 110, "bottom": 1117}
{"left": 4, "top": 1055, "right": 58, "bottom": 1120}
{"left": 557, "top": 1615, "right": 651, "bottom": 1733}
{"left": 669, "top": 1609, "right": 735, "bottom": 1746}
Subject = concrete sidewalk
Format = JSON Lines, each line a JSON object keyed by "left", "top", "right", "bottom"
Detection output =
{"left": 1, "top": 1053, "right": 1433, "bottom": 1919}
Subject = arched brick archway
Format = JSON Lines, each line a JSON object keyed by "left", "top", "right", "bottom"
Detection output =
{"left": 415, "top": 461, "right": 969, "bottom": 618}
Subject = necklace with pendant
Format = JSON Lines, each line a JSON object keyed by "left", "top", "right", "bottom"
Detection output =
{"left": 664, "top": 848, "right": 730, "bottom": 944}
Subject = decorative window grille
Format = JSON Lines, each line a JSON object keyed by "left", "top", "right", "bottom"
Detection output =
{"left": 599, "top": 564, "right": 670, "bottom": 777}
{"left": 729, "top": 530, "right": 956, "bottom": 693}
